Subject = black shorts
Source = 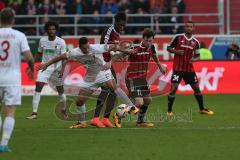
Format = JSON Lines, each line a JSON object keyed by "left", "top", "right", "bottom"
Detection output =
{"left": 171, "top": 71, "right": 198, "bottom": 84}
{"left": 126, "top": 78, "right": 150, "bottom": 98}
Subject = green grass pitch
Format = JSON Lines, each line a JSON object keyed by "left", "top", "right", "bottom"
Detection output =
{"left": 0, "top": 94, "right": 239, "bottom": 160}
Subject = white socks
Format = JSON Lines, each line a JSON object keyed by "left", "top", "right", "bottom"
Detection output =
{"left": 59, "top": 94, "right": 67, "bottom": 110}
{"left": 76, "top": 104, "right": 86, "bottom": 123}
{"left": 1, "top": 117, "right": 15, "bottom": 146}
{"left": 33, "top": 92, "right": 41, "bottom": 113}
{"left": 114, "top": 88, "right": 134, "bottom": 109}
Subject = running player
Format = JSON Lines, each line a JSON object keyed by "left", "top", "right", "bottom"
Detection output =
{"left": 26, "top": 21, "right": 67, "bottom": 119}
{"left": 36, "top": 37, "right": 139, "bottom": 128}
{"left": 91, "top": 12, "right": 127, "bottom": 128}
{"left": 167, "top": 21, "right": 214, "bottom": 116}
{"left": 0, "top": 8, "right": 34, "bottom": 152}
{"left": 114, "top": 28, "right": 166, "bottom": 128}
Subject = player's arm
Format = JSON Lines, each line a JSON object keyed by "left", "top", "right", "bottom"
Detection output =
{"left": 22, "top": 50, "right": 34, "bottom": 80}
{"left": 167, "top": 36, "right": 184, "bottom": 55}
{"left": 34, "top": 52, "right": 43, "bottom": 62}
{"left": 20, "top": 34, "right": 34, "bottom": 79}
{"left": 102, "top": 44, "right": 132, "bottom": 70}
{"left": 151, "top": 45, "right": 166, "bottom": 75}
{"left": 36, "top": 53, "right": 67, "bottom": 71}
{"left": 190, "top": 41, "right": 201, "bottom": 62}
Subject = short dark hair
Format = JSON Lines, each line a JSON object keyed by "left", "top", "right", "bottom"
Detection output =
{"left": 79, "top": 37, "right": 88, "bottom": 47}
{"left": 185, "top": 20, "right": 195, "bottom": 26}
{"left": 44, "top": 21, "right": 59, "bottom": 31}
{"left": 0, "top": 8, "right": 15, "bottom": 25}
{"left": 142, "top": 28, "right": 155, "bottom": 39}
{"left": 114, "top": 11, "right": 127, "bottom": 23}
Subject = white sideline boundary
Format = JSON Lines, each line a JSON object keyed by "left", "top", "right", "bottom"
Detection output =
{"left": 14, "top": 126, "right": 240, "bottom": 132}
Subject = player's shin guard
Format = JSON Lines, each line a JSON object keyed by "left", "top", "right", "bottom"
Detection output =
{"left": 194, "top": 93, "right": 204, "bottom": 110}
{"left": 33, "top": 92, "right": 41, "bottom": 113}
{"left": 168, "top": 95, "right": 175, "bottom": 112}
{"left": 114, "top": 88, "right": 134, "bottom": 109}
{"left": 137, "top": 105, "right": 148, "bottom": 123}
{"left": 59, "top": 94, "right": 67, "bottom": 110}
{"left": 77, "top": 105, "right": 86, "bottom": 123}
{"left": 1, "top": 117, "right": 15, "bottom": 146}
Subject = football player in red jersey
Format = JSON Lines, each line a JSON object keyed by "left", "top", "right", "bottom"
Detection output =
{"left": 113, "top": 28, "right": 166, "bottom": 128}
{"left": 90, "top": 12, "right": 127, "bottom": 128}
{"left": 167, "top": 21, "right": 214, "bottom": 116}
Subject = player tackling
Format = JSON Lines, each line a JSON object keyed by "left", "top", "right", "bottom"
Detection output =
{"left": 36, "top": 37, "right": 139, "bottom": 128}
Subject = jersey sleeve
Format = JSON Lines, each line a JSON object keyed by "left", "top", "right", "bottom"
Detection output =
{"left": 20, "top": 34, "right": 30, "bottom": 52}
{"left": 66, "top": 49, "right": 78, "bottom": 60}
{"left": 60, "top": 40, "right": 67, "bottom": 54}
{"left": 168, "top": 35, "right": 178, "bottom": 48}
{"left": 91, "top": 44, "right": 109, "bottom": 54}
{"left": 151, "top": 45, "right": 157, "bottom": 55}
{"left": 195, "top": 40, "right": 200, "bottom": 55}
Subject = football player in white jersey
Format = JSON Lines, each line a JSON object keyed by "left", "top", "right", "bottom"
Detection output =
{"left": 0, "top": 8, "right": 34, "bottom": 152}
{"left": 36, "top": 37, "right": 139, "bottom": 128}
{"left": 26, "top": 21, "right": 67, "bottom": 120}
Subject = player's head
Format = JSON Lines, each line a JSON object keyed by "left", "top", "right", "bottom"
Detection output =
{"left": 79, "top": 37, "right": 89, "bottom": 54}
{"left": 184, "top": 21, "right": 195, "bottom": 34}
{"left": 0, "top": 8, "right": 15, "bottom": 26}
{"left": 114, "top": 12, "right": 127, "bottom": 33}
{"left": 142, "top": 28, "right": 155, "bottom": 48}
{"left": 44, "top": 21, "right": 59, "bottom": 37}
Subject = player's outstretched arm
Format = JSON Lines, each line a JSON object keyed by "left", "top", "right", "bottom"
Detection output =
{"left": 152, "top": 54, "right": 166, "bottom": 75}
{"left": 167, "top": 46, "right": 184, "bottom": 55}
{"left": 22, "top": 50, "right": 34, "bottom": 80}
{"left": 36, "top": 54, "right": 67, "bottom": 71}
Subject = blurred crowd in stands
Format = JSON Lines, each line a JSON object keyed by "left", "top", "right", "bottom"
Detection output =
{"left": 0, "top": 0, "right": 186, "bottom": 35}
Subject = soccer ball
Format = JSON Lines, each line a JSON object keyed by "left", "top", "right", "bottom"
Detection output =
{"left": 117, "top": 104, "right": 128, "bottom": 117}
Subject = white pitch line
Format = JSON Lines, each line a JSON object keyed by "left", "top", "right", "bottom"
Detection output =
{"left": 14, "top": 126, "right": 240, "bottom": 132}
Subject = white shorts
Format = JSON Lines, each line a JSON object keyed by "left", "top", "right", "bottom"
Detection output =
{"left": 79, "top": 69, "right": 113, "bottom": 91}
{"left": 36, "top": 70, "right": 63, "bottom": 86}
{"left": 0, "top": 86, "right": 21, "bottom": 106}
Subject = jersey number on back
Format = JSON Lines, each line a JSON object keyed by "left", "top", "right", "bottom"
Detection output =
{"left": 0, "top": 41, "right": 10, "bottom": 61}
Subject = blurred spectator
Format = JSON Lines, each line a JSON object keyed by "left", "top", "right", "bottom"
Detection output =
{"left": 37, "top": 0, "right": 56, "bottom": 15}
{"left": 85, "top": 0, "right": 100, "bottom": 14}
{"left": 150, "top": 0, "right": 162, "bottom": 34}
{"left": 133, "top": 0, "right": 150, "bottom": 13}
{"left": 22, "top": 0, "right": 37, "bottom": 15}
{"left": 66, "top": 0, "right": 86, "bottom": 14}
{"left": 0, "top": 1, "right": 6, "bottom": 11}
{"left": 162, "top": 0, "right": 175, "bottom": 13}
{"left": 118, "top": 0, "right": 132, "bottom": 13}
{"left": 161, "top": 5, "right": 183, "bottom": 34}
{"left": 225, "top": 41, "right": 240, "bottom": 60}
{"left": 55, "top": 0, "right": 66, "bottom": 15}
{"left": 199, "top": 42, "right": 213, "bottom": 60}
{"left": 133, "top": 7, "right": 150, "bottom": 34}
{"left": 39, "top": 15, "right": 49, "bottom": 35}
{"left": 176, "top": 0, "right": 186, "bottom": 13}
{"left": 9, "top": 0, "right": 21, "bottom": 14}
{"left": 100, "top": 0, "right": 118, "bottom": 14}
{"left": 85, "top": 9, "right": 101, "bottom": 34}
{"left": 150, "top": 0, "right": 162, "bottom": 14}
